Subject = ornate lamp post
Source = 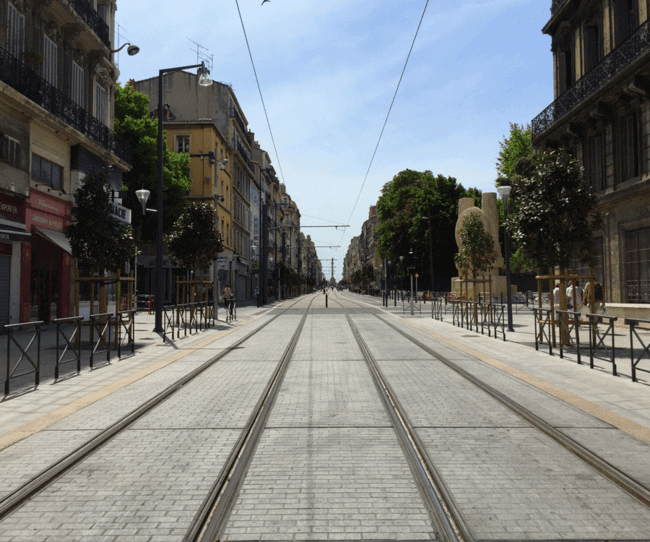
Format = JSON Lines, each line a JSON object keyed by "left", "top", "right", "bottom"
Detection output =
{"left": 497, "top": 184, "right": 515, "bottom": 332}
{"left": 154, "top": 62, "right": 212, "bottom": 332}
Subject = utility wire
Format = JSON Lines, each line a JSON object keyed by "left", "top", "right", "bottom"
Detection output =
{"left": 339, "top": 0, "right": 430, "bottom": 247}
{"left": 234, "top": 0, "right": 286, "bottom": 185}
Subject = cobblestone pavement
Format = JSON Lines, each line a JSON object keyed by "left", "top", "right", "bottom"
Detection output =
{"left": 0, "top": 292, "right": 649, "bottom": 540}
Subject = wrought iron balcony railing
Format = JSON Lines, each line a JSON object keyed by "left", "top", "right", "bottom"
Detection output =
{"left": 230, "top": 106, "right": 248, "bottom": 138}
{"left": 0, "top": 47, "right": 131, "bottom": 163}
{"left": 532, "top": 18, "right": 650, "bottom": 139}
{"left": 237, "top": 142, "right": 253, "bottom": 172}
{"left": 66, "top": 0, "right": 110, "bottom": 48}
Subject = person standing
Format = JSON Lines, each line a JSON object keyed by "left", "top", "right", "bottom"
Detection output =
{"left": 566, "top": 280, "right": 583, "bottom": 311}
{"left": 223, "top": 284, "right": 232, "bottom": 311}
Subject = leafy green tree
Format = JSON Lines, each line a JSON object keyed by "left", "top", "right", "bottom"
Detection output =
{"left": 508, "top": 149, "right": 601, "bottom": 270}
{"left": 454, "top": 213, "right": 497, "bottom": 279}
{"left": 66, "top": 171, "right": 137, "bottom": 272}
{"left": 376, "top": 169, "right": 480, "bottom": 288}
{"left": 496, "top": 123, "right": 532, "bottom": 179}
{"left": 114, "top": 82, "right": 192, "bottom": 237}
{"left": 165, "top": 202, "right": 223, "bottom": 274}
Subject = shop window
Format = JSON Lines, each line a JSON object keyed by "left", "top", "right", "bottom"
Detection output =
{"left": 32, "top": 154, "right": 63, "bottom": 190}
{"left": 175, "top": 135, "right": 190, "bottom": 153}
{"left": 1, "top": 134, "right": 20, "bottom": 168}
{"left": 619, "top": 111, "right": 640, "bottom": 181}
{"left": 626, "top": 227, "right": 650, "bottom": 303}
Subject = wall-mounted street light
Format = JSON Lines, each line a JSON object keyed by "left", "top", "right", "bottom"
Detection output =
{"left": 110, "top": 42, "right": 140, "bottom": 56}
{"left": 155, "top": 61, "right": 213, "bottom": 332}
{"left": 497, "top": 184, "right": 514, "bottom": 332}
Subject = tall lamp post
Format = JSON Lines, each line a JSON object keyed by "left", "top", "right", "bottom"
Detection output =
{"left": 421, "top": 202, "right": 434, "bottom": 296}
{"left": 497, "top": 184, "right": 515, "bottom": 332}
{"left": 154, "top": 62, "right": 213, "bottom": 332}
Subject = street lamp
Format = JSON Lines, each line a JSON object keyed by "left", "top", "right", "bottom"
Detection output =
{"left": 421, "top": 204, "right": 434, "bottom": 296}
{"left": 497, "top": 184, "right": 514, "bottom": 332}
{"left": 154, "top": 62, "right": 213, "bottom": 332}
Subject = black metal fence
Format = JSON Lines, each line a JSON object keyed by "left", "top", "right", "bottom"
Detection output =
{"left": 162, "top": 301, "right": 216, "bottom": 342}
{"left": 449, "top": 300, "right": 506, "bottom": 341}
{"left": 4, "top": 310, "right": 137, "bottom": 397}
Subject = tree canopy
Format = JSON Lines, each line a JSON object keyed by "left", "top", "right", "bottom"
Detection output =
{"left": 454, "top": 213, "right": 497, "bottom": 279}
{"left": 114, "top": 82, "right": 192, "bottom": 236}
{"left": 165, "top": 202, "right": 223, "bottom": 273}
{"left": 65, "top": 171, "right": 137, "bottom": 272}
{"left": 376, "top": 169, "right": 480, "bottom": 289}
{"left": 496, "top": 123, "right": 533, "bottom": 180}
{"left": 507, "top": 149, "right": 601, "bottom": 270}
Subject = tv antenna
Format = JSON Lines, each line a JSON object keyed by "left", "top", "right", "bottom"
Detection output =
{"left": 187, "top": 38, "right": 213, "bottom": 72}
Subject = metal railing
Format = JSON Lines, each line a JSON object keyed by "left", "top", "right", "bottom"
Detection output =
{"left": 532, "top": 18, "right": 650, "bottom": 139}
{"left": 116, "top": 309, "right": 136, "bottom": 358}
{"left": 66, "top": 0, "right": 110, "bottom": 47}
{"left": 54, "top": 316, "right": 83, "bottom": 380}
{"left": 556, "top": 309, "right": 584, "bottom": 365}
{"left": 89, "top": 313, "right": 113, "bottom": 369}
{"left": 4, "top": 321, "right": 42, "bottom": 396}
{"left": 587, "top": 314, "right": 618, "bottom": 375}
{"left": 0, "top": 47, "right": 131, "bottom": 163}
{"left": 163, "top": 301, "right": 216, "bottom": 342}
{"left": 533, "top": 307, "right": 555, "bottom": 355}
{"left": 626, "top": 318, "right": 650, "bottom": 382}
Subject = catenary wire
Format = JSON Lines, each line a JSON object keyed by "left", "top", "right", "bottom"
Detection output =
{"left": 234, "top": 0, "right": 286, "bottom": 185}
{"left": 338, "top": 0, "right": 431, "bottom": 252}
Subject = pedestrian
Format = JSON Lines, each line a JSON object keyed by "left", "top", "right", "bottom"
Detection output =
{"left": 223, "top": 284, "right": 232, "bottom": 311}
{"left": 566, "top": 280, "right": 583, "bottom": 311}
{"left": 582, "top": 280, "right": 603, "bottom": 315}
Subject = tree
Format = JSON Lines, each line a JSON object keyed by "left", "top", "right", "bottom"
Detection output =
{"left": 507, "top": 149, "right": 601, "bottom": 270}
{"left": 165, "top": 202, "right": 223, "bottom": 274}
{"left": 66, "top": 171, "right": 137, "bottom": 273}
{"left": 454, "top": 213, "right": 497, "bottom": 279}
{"left": 114, "top": 82, "right": 192, "bottom": 237}
{"left": 376, "top": 169, "right": 480, "bottom": 288}
{"left": 496, "top": 123, "right": 532, "bottom": 180}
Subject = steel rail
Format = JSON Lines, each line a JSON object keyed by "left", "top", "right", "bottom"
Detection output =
{"left": 327, "top": 293, "right": 471, "bottom": 542}
{"left": 0, "top": 296, "right": 308, "bottom": 522}
{"left": 372, "top": 311, "right": 650, "bottom": 509}
{"left": 186, "top": 296, "right": 315, "bottom": 542}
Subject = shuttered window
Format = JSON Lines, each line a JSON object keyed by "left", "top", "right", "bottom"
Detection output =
{"left": 94, "top": 82, "right": 107, "bottom": 123}
{"left": 43, "top": 35, "right": 58, "bottom": 87}
{"left": 626, "top": 228, "right": 650, "bottom": 303}
{"left": 619, "top": 111, "right": 639, "bottom": 181}
{"left": 6, "top": 2, "right": 25, "bottom": 58}
{"left": 71, "top": 61, "right": 84, "bottom": 107}
{"left": 587, "top": 133, "right": 605, "bottom": 192}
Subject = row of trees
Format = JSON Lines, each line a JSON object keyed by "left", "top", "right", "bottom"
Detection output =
{"left": 376, "top": 122, "right": 601, "bottom": 290}
{"left": 64, "top": 83, "right": 223, "bottom": 297}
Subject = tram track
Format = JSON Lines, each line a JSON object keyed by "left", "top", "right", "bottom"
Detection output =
{"left": 0, "top": 296, "right": 310, "bottom": 524}
{"left": 333, "top": 290, "right": 650, "bottom": 538}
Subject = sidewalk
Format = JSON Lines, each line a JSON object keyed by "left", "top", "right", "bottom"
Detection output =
{"left": 350, "top": 291, "right": 650, "bottom": 443}
{"left": 0, "top": 301, "right": 280, "bottom": 441}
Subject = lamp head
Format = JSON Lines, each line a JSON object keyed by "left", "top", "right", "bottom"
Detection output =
{"left": 135, "top": 188, "right": 150, "bottom": 214}
{"left": 198, "top": 63, "right": 213, "bottom": 87}
{"left": 496, "top": 184, "right": 512, "bottom": 201}
{"left": 127, "top": 44, "right": 140, "bottom": 56}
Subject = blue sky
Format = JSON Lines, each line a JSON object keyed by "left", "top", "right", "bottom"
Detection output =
{"left": 115, "top": 0, "right": 553, "bottom": 280}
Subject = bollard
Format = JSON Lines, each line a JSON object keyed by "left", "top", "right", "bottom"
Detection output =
{"left": 326, "top": 294, "right": 328, "bottom": 308}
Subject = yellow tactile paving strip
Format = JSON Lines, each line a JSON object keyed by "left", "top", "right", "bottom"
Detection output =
{"left": 0, "top": 325, "right": 242, "bottom": 452}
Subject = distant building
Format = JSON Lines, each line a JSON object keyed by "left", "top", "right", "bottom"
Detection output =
{"left": 532, "top": 0, "right": 650, "bottom": 304}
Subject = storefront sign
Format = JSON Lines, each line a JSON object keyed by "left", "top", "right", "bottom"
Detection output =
{"left": 110, "top": 202, "right": 132, "bottom": 224}
{"left": 31, "top": 212, "right": 64, "bottom": 232}
{"left": 0, "top": 193, "right": 25, "bottom": 223}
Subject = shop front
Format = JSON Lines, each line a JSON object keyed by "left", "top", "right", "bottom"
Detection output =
{"left": 0, "top": 192, "right": 29, "bottom": 327}
{"left": 22, "top": 191, "right": 72, "bottom": 322}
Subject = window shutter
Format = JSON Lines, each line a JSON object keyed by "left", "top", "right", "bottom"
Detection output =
{"left": 94, "top": 82, "right": 107, "bottom": 123}
{"left": 43, "top": 35, "right": 58, "bottom": 87}
{"left": 7, "top": 3, "right": 25, "bottom": 58}
{"left": 71, "top": 62, "right": 84, "bottom": 107}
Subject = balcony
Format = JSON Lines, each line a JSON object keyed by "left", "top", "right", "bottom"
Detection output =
{"left": 532, "top": 18, "right": 650, "bottom": 140}
{"left": 230, "top": 106, "right": 248, "bottom": 139}
{"left": 237, "top": 142, "right": 253, "bottom": 172}
{"left": 66, "top": 0, "right": 110, "bottom": 48}
{"left": 0, "top": 47, "right": 131, "bottom": 163}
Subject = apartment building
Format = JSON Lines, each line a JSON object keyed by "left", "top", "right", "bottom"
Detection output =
{"left": 0, "top": 0, "right": 130, "bottom": 324}
{"left": 532, "top": 0, "right": 650, "bottom": 306}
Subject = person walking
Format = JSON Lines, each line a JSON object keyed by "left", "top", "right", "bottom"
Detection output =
{"left": 566, "top": 280, "right": 583, "bottom": 311}
{"left": 223, "top": 284, "right": 232, "bottom": 311}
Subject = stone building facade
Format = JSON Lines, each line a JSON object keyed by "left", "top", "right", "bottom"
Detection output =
{"left": 532, "top": 0, "right": 650, "bottom": 305}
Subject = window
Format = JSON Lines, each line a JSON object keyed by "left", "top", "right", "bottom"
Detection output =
{"left": 585, "top": 23, "right": 601, "bottom": 73}
{"left": 615, "top": 0, "right": 637, "bottom": 45}
{"left": 626, "top": 228, "right": 650, "bottom": 303}
{"left": 1, "top": 134, "right": 20, "bottom": 168}
{"left": 94, "top": 82, "right": 107, "bottom": 124}
{"left": 6, "top": 2, "right": 24, "bottom": 58}
{"left": 97, "top": 3, "right": 109, "bottom": 22}
{"left": 619, "top": 111, "right": 639, "bottom": 181}
{"left": 558, "top": 43, "right": 573, "bottom": 94}
{"left": 586, "top": 133, "right": 605, "bottom": 192}
{"left": 43, "top": 35, "right": 57, "bottom": 87}
{"left": 71, "top": 61, "right": 84, "bottom": 107}
{"left": 175, "top": 135, "right": 190, "bottom": 153}
{"left": 32, "top": 154, "right": 63, "bottom": 190}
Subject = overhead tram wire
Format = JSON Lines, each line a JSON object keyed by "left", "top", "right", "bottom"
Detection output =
{"left": 338, "top": 0, "right": 431, "bottom": 248}
{"left": 234, "top": 0, "right": 286, "bottom": 184}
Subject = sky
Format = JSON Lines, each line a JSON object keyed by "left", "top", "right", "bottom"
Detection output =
{"left": 115, "top": 0, "right": 554, "bottom": 281}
